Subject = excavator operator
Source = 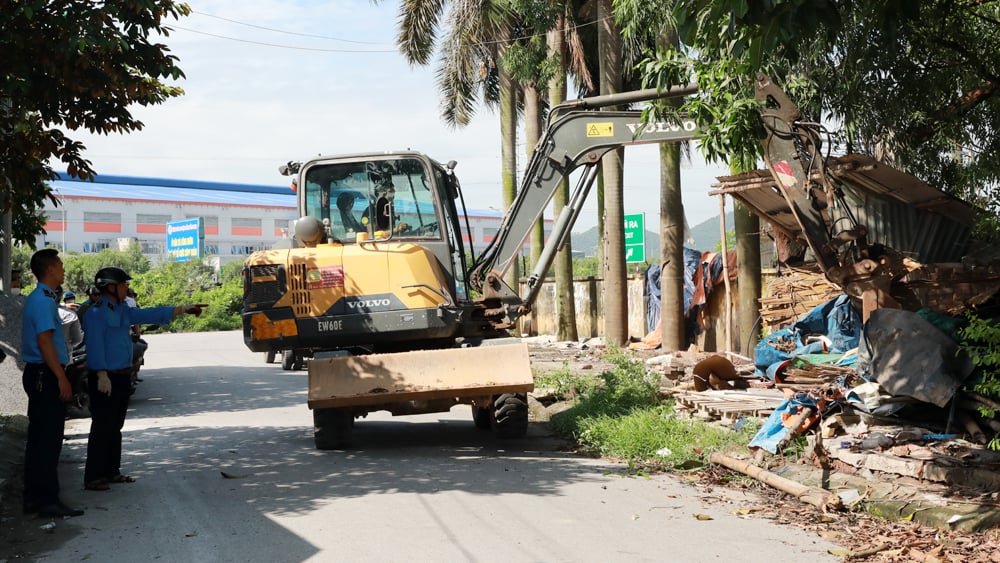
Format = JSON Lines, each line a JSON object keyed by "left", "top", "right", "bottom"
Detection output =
{"left": 363, "top": 182, "right": 409, "bottom": 235}
{"left": 336, "top": 192, "right": 364, "bottom": 234}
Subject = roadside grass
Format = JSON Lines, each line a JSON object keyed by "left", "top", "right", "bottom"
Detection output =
{"left": 544, "top": 347, "right": 760, "bottom": 472}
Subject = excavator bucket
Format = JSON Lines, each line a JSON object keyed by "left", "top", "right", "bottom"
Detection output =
{"left": 307, "top": 342, "right": 534, "bottom": 409}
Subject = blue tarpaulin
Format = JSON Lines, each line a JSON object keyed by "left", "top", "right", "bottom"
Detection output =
{"left": 748, "top": 394, "right": 820, "bottom": 453}
{"left": 754, "top": 295, "right": 861, "bottom": 381}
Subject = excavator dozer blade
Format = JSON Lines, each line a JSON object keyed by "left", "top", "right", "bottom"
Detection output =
{"left": 307, "top": 342, "right": 534, "bottom": 409}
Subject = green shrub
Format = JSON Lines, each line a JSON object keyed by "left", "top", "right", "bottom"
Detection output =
{"left": 549, "top": 347, "right": 660, "bottom": 435}
{"left": 132, "top": 259, "right": 242, "bottom": 332}
{"left": 959, "top": 313, "right": 1000, "bottom": 449}
{"left": 575, "top": 406, "right": 760, "bottom": 470}
{"left": 548, "top": 346, "right": 759, "bottom": 471}
{"left": 534, "top": 362, "right": 600, "bottom": 400}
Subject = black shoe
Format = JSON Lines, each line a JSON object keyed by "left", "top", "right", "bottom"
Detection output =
{"left": 22, "top": 501, "right": 39, "bottom": 514}
{"left": 36, "top": 502, "right": 84, "bottom": 518}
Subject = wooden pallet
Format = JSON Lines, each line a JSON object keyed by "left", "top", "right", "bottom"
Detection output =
{"left": 672, "top": 389, "right": 785, "bottom": 424}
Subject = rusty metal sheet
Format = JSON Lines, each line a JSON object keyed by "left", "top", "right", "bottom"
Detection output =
{"left": 711, "top": 154, "right": 978, "bottom": 263}
{"left": 827, "top": 155, "right": 976, "bottom": 225}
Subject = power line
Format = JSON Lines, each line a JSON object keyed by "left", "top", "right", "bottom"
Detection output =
{"left": 170, "top": 25, "right": 397, "bottom": 53}
{"left": 81, "top": 154, "right": 283, "bottom": 162}
{"left": 189, "top": 9, "right": 390, "bottom": 45}
{"left": 179, "top": 9, "right": 609, "bottom": 54}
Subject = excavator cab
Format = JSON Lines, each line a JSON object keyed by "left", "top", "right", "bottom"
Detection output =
{"left": 244, "top": 152, "right": 475, "bottom": 355}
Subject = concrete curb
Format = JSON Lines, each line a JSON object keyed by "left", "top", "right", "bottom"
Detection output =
{"left": 776, "top": 463, "right": 1000, "bottom": 532}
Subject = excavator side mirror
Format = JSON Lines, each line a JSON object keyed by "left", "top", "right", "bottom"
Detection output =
{"left": 278, "top": 161, "right": 300, "bottom": 176}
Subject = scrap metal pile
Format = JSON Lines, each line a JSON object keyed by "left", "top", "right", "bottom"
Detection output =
{"left": 684, "top": 73, "right": 1000, "bottom": 463}
{"left": 665, "top": 287, "right": 1000, "bottom": 452}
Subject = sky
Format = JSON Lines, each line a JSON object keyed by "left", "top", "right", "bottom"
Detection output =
{"left": 62, "top": 0, "right": 733, "bottom": 232}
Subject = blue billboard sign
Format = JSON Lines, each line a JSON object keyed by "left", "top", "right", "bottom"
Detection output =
{"left": 166, "top": 218, "right": 204, "bottom": 262}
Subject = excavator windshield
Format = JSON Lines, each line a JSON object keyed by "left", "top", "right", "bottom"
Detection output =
{"left": 302, "top": 156, "right": 442, "bottom": 241}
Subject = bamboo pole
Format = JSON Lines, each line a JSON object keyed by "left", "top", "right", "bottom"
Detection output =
{"left": 718, "top": 195, "right": 732, "bottom": 352}
{"left": 708, "top": 452, "right": 843, "bottom": 511}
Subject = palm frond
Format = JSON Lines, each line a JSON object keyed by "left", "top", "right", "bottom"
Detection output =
{"left": 397, "top": 0, "right": 447, "bottom": 65}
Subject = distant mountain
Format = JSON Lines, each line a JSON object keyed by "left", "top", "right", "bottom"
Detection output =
{"left": 688, "top": 212, "right": 734, "bottom": 251}
{"left": 570, "top": 212, "right": 733, "bottom": 258}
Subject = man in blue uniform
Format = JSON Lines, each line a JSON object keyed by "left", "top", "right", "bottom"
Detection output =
{"left": 81, "top": 266, "right": 203, "bottom": 491}
{"left": 20, "top": 248, "right": 84, "bottom": 517}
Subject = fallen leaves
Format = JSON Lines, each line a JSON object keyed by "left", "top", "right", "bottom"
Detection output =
{"left": 693, "top": 513, "right": 713, "bottom": 520}
{"left": 694, "top": 465, "right": 1000, "bottom": 562}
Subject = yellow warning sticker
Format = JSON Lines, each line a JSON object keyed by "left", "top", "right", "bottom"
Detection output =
{"left": 586, "top": 122, "right": 614, "bottom": 137}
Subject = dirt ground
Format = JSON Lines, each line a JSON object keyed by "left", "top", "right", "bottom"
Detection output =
{"left": 0, "top": 417, "right": 78, "bottom": 562}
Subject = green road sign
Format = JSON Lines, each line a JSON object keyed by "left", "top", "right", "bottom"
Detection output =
{"left": 624, "top": 212, "right": 645, "bottom": 263}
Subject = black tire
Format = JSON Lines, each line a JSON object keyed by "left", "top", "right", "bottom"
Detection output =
{"left": 265, "top": 350, "right": 276, "bottom": 364}
{"left": 491, "top": 393, "right": 528, "bottom": 438}
{"left": 472, "top": 404, "right": 492, "bottom": 429}
{"left": 74, "top": 372, "right": 90, "bottom": 410}
{"left": 281, "top": 350, "right": 296, "bottom": 371}
{"left": 313, "top": 408, "right": 354, "bottom": 450}
{"left": 67, "top": 385, "right": 91, "bottom": 419}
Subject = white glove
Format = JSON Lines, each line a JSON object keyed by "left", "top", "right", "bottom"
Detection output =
{"left": 96, "top": 370, "right": 112, "bottom": 396}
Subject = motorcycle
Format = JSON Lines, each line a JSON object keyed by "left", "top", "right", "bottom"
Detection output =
{"left": 129, "top": 324, "right": 156, "bottom": 395}
{"left": 65, "top": 341, "right": 90, "bottom": 419}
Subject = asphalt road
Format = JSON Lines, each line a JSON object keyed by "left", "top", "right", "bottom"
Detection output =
{"left": 30, "top": 331, "right": 837, "bottom": 562}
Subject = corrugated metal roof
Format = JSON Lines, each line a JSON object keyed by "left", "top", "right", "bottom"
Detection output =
{"left": 710, "top": 154, "right": 979, "bottom": 263}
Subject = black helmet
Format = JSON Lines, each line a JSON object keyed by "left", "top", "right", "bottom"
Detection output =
{"left": 94, "top": 267, "right": 132, "bottom": 288}
{"left": 336, "top": 192, "right": 355, "bottom": 209}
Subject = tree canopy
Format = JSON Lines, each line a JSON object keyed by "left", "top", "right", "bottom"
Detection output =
{"left": 624, "top": 0, "right": 1000, "bottom": 218}
{"left": 1, "top": 0, "right": 190, "bottom": 243}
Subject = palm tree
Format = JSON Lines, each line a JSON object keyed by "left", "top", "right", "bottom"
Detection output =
{"left": 547, "top": 2, "right": 593, "bottom": 341}
{"left": 389, "top": 1, "right": 522, "bottom": 290}
{"left": 596, "top": 0, "right": 628, "bottom": 346}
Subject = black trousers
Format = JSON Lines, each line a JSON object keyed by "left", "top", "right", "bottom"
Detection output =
{"left": 22, "top": 363, "right": 67, "bottom": 508}
{"left": 85, "top": 370, "right": 131, "bottom": 483}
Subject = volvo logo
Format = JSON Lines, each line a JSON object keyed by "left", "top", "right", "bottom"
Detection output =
{"left": 347, "top": 298, "right": 391, "bottom": 310}
{"left": 625, "top": 120, "right": 698, "bottom": 135}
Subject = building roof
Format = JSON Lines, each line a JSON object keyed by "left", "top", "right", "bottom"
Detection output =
{"left": 51, "top": 173, "right": 296, "bottom": 208}
{"left": 48, "top": 173, "right": 507, "bottom": 218}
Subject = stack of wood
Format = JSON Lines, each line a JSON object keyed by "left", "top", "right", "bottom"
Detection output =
{"left": 780, "top": 363, "right": 857, "bottom": 385}
{"left": 673, "top": 388, "right": 785, "bottom": 424}
{"left": 957, "top": 391, "right": 1000, "bottom": 444}
{"left": 760, "top": 267, "right": 843, "bottom": 332}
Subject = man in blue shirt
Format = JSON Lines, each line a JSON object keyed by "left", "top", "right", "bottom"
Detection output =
{"left": 20, "top": 248, "right": 84, "bottom": 518}
{"left": 81, "top": 266, "right": 203, "bottom": 491}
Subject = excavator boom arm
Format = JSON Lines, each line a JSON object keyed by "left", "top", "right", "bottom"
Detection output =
{"left": 468, "top": 85, "right": 700, "bottom": 311}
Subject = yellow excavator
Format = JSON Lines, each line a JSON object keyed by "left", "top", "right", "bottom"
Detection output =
{"left": 241, "top": 84, "right": 700, "bottom": 449}
{"left": 243, "top": 75, "right": 990, "bottom": 450}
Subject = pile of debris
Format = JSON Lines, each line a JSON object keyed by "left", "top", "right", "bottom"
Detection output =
{"left": 759, "top": 267, "right": 843, "bottom": 334}
{"left": 654, "top": 289, "right": 1000, "bottom": 531}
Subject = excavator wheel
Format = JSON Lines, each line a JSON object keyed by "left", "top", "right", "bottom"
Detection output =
{"left": 313, "top": 408, "right": 354, "bottom": 450}
{"left": 491, "top": 393, "right": 528, "bottom": 438}
{"left": 265, "top": 350, "right": 276, "bottom": 364}
{"left": 472, "top": 404, "right": 492, "bottom": 429}
{"left": 281, "top": 350, "right": 297, "bottom": 371}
